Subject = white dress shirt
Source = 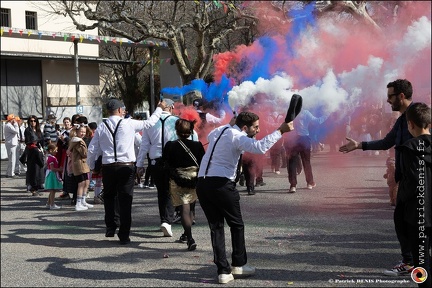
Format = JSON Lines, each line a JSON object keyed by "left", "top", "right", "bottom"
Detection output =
{"left": 198, "top": 124, "right": 282, "bottom": 180}
{"left": 136, "top": 112, "right": 199, "bottom": 168}
{"left": 87, "top": 107, "right": 163, "bottom": 169}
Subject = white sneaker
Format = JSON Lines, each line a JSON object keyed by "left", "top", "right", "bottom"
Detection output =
{"left": 218, "top": 273, "right": 234, "bottom": 284}
{"left": 306, "top": 183, "right": 316, "bottom": 190}
{"left": 75, "top": 203, "right": 89, "bottom": 211}
{"left": 274, "top": 171, "right": 280, "bottom": 175}
{"left": 160, "top": 222, "right": 173, "bottom": 237}
{"left": 231, "top": 264, "right": 256, "bottom": 276}
{"left": 83, "top": 200, "right": 94, "bottom": 208}
{"left": 288, "top": 186, "right": 296, "bottom": 193}
{"left": 383, "top": 261, "right": 414, "bottom": 276}
{"left": 50, "top": 204, "right": 61, "bottom": 210}
{"left": 138, "top": 183, "right": 144, "bottom": 188}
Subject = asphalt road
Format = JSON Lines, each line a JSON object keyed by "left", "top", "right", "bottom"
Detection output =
{"left": 0, "top": 149, "right": 418, "bottom": 287}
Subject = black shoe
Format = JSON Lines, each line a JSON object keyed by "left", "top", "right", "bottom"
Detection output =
{"left": 247, "top": 185, "right": 255, "bottom": 195}
{"left": 105, "top": 227, "right": 117, "bottom": 237}
{"left": 255, "top": 181, "right": 266, "bottom": 187}
{"left": 178, "top": 234, "right": 188, "bottom": 243}
{"left": 56, "top": 193, "right": 71, "bottom": 200}
{"left": 239, "top": 173, "right": 245, "bottom": 186}
{"left": 119, "top": 238, "right": 131, "bottom": 245}
{"left": 187, "top": 239, "right": 197, "bottom": 251}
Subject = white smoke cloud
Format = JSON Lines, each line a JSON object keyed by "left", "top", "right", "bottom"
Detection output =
{"left": 227, "top": 16, "right": 431, "bottom": 119}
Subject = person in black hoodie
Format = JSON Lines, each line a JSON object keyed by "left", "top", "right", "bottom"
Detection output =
{"left": 340, "top": 79, "right": 415, "bottom": 276}
{"left": 396, "top": 102, "right": 431, "bottom": 288}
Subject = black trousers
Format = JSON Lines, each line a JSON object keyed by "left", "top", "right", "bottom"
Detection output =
{"left": 102, "top": 165, "right": 135, "bottom": 241}
{"left": 394, "top": 203, "right": 413, "bottom": 265}
{"left": 151, "top": 164, "right": 174, "bottom": 224}
{"left": 197, "top": 177, "right": 247, "bottom": 275}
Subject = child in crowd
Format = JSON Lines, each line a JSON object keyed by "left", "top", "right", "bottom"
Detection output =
{"left": 396, "top": 102, "right": 431, "bottom": 288}
{"left": 87, "top": 122, "right": 98, "bottom": 191}
{"left": 45, "top": 143, "right": 63, "bottom": 209}
{"left": 68, "top": 124, "right": 93, "bottom": 211}
{"left": 92, "top": 155, "right": 103, "bottom": 204}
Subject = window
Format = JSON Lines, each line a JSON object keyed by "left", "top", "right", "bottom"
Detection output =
{"left": 25, "top": 11, "right": 37, "bottom": 29}
{"left": 1, "top": 8, "right": 11, "bottom": 27}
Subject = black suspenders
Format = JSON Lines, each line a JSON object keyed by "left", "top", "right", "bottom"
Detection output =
{"left": 103, "top": 119, "right": 123, "bottom": 162}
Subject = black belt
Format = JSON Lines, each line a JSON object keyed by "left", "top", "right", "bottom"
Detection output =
{"left": 103, "top": 162, "right": 135, "bottom": 167}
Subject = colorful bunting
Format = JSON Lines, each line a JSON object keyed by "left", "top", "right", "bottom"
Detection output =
{"left": 0, "top": 27, "right": 168, "bottom": 48}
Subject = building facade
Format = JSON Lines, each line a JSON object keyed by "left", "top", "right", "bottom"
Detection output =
{"left": 1, "top": 1, "right": 101, "bottom": 126}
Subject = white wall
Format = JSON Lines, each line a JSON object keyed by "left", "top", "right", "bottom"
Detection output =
{"left": 0, "top": 1, "right": 99, "bottom": 57}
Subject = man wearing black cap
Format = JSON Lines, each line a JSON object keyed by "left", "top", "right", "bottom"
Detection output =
{"left": 87, "top": 98, "right": 167, "bottom": 245}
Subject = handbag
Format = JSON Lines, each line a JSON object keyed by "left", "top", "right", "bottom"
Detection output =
{"left": 170, "top": 140, "right": 200, "bottom": 188}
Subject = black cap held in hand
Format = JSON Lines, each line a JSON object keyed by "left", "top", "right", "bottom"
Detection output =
{"left": 285, "top": 94, "right": 302, "bottom": 123}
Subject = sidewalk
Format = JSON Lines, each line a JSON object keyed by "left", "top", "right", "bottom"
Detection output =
{"left": 0, "top": 152, "right": 417, "bottom": 287}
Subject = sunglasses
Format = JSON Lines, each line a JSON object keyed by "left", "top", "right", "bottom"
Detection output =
{"left": 73, "top": 123, "right": 88, "bottom": 129}
{"left": 29, "top": 119, "right": 37, "bottom": 122}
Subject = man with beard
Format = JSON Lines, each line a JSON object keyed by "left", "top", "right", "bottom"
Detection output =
{"left": 196, "top": 111, "right": 294, "bottom": 284}
{"left": 339, "top": 79, "right": 415, "bottom": 277}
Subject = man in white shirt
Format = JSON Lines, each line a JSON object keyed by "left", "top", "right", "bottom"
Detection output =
{"left": 4, "top": 114, "right": 20, "bottom": 178}
{"left": 15, "top": 116, "right": 27, "bottom": 175}
{"left": 196, "top": 111, "right": 294, "bottom": 284}
{"left": 136, "top": 99, "right": 196, "bottom": 238}
{"left": 193, "top": 98, "right": 227, "bottom": 143}
{"left": 284, "top": 109, "right": 328, "bottom": 193}
{"left": 87, "top": 98, "right": 167, "bottom": 245}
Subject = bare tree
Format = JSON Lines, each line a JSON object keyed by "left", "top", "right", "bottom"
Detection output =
{"left": 47, "top": 1, "right": 262, "bottom": 85}
{"left": 98, "top": 41, "right": 154, "bottom": 114}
